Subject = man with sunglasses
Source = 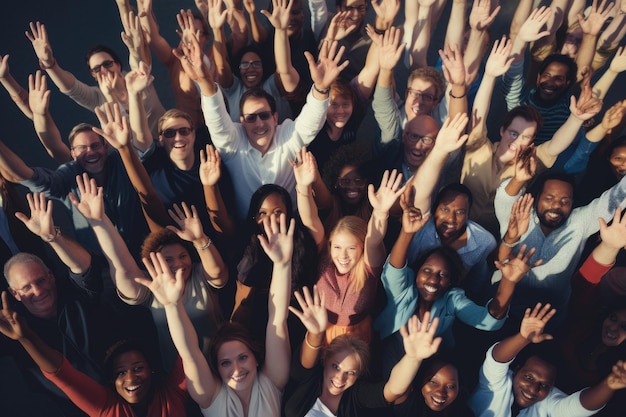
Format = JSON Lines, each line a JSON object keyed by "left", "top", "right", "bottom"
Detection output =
{"left": 25, "top": 21, "right": 165, "bottom": 142}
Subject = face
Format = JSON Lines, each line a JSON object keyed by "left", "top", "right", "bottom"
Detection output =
{"left": 609, "top": 146, "right": 626, "bottom": 179}
{"left": 536, "top": 180, "right": 573, "bottom": 233}
{"left": 536, "top": 62, "right": 571, "bottom": 102}
{"left": 286, "top": 0, "right": 305, "bottom": 37}
{"left": 421, "top": 364, "right": 459, "bottom": 412}
{"left": 159, "top": 117, "right": 196, "bottom": 165}
{"left": 497, "top": 117, "right": 538, "bottom": 164}
{"left": 256, "top": 193, "right": 288, "bottom": 225}
{"left": 327, "top": 95, "right": 354, "bottom": 130}
{"left": 323, "top": 349, "right": 360, "bottom": 397}
{"left": 88, "top": 52, "right": 121, "bottom": 78}
{"left": 434, "top": 192, "right": 469, "bottom": 244}
{"left": 217, "top": 340, "right": 258, "bottom": 393}
{"left": 405, "top": 78, "right": 439, "bottom": 119}
{"left": 8, "top": 262, "right": 57, "bottom": 319}
{"left": 512, "top": 357, "right": 555, "bottom": 408}
{"left": 415, "top": 253, "right": 452, "bottom": 303}
{"left": 330, "top": 231, "right": 364, "bottom": 275}
{"left": 240, "top": 97, "right": 278, "bottom": 154}
{"left": 335, "top": 165, "right": 366, "bottom": 205}
{"left": 402, "top": 116, "right": 439, "bottom": 172}
{"left": 338, "top": 0, "right": 367, "bottom": 29}
{"left": 159, "top": 244, "right": 193, "bottom": 282}
{"left": 239, "top": 52, "right": 263, "bottom": 88}
{"left": 113, "top": 351, "right": 153, "bottom": 404}
{"left": 601, "top": 309, "right": 626, "bottom": 347}
{"left": 560, "top": 27, "right": 583, "bottom": 58}
{"left": 71, "top": 131, "right": 109, "bottom": 175}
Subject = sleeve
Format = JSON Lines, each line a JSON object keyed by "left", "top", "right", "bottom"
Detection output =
{"left": 451, "top": 290, "right": 505, "bottom": 330}
{"left": 308, "top": 0, "right": 330, "bottom": 41}
{"left": 200, "top": 88, "right": 241, "bottom": 159}
{"left": 374, "top": 259, "right": 418, "bottom": 338}
{"left": 19, "top": 167, "right": 55, "bottom": 194}
{"left": 542, "top": 389, "right": 602, "bottom": 417}
{"left": 42, "top": 356, "right": 114, "bottom": 415}
{"left": 562, "top": 131, "right": 599, "bottom": 174}
{"left": 501, "top": 60, "right": 524, "bottom": 111}
{"left": 495, "top": 178, "right": 524, "bottom": 237}
{"left": 576, "top": 174, "right": 626, "bottom": 238}
{"left": 480, "top": 343, "right": 513, "bottom": 389}
{"left": 63, "top": 78, "right": 105, "bottom": 111}
{"left": 570, "top": 253, "right": 613, "bottom": 309}
{"left": 168, "top": 356, "right": 188, "bottom": 392}
{"left": 290, "top": 89, "right": 329, "bottom": 147}
{"left": 353, "top": 380, "right": 391, "bottom": 409}
{"left": 372, "top": 84, "right": 403, "bottom": 150}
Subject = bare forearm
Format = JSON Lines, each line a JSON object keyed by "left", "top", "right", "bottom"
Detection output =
{"left": 490, "top": 280, "right": 516, "bottom": 319}
{"left": 545, "top": 114, "right": 583, "bottom": 156}
{"left": 0, "top": 141, "right": 35, "bottom": 182}
{"left": 579, "top": 378, "right": 615, "bottom": 411}
{"left": 33, "top": 113, "right": 71, "bottom": 164}
{"left": 384, "top": 356, "right": 422, "bottom": 402}
{"left": 128, "top": 91, "right": 153, "bottom": 152}
{"left": 274, "top": 29, "right": 299, "bottom": 92}
{"left": 196, "top": 241, "right": 229, "bottom": 288}
{"left": 389, "top": 230, "right": 414, "bottom": 268}
{"left": 202, "top": 184, "right": 235, "bottom": 236}
{"left": 212, "top": 28, "right": 233, "bottom": 88}
{"left": 575, "top": 34, "right": 598, "bottom": 81}
{"left": 249, "top": 12, "right": 268, "bottom": 44}
{"left": 48, "top": 233, "right": 91, "bottom": 274}
{"left": 1, "top": 76, "right": 32, "bottom": 119}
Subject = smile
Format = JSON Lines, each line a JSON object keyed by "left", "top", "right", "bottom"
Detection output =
{"left": 431, "top": 396, "right": 446, "bottom": 405}
{"left": 125, "top": 384, "right": 142, "bottom": 393}
{"left": 423, "top": 285, "right": 439, "bottom": 294}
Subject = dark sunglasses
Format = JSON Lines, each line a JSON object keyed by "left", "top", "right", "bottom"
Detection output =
{"left": 160, "top": 127, "right": 193, "bottom": 138}
{"left": 242, "top": 111, "right": 273, "bottom": 123}
{"left": 90, "top": 60, "right": 115, "bottom": 74}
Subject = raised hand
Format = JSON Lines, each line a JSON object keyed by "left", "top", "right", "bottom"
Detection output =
{"left": 399, "top": 187, "right": 430, "bottom": 234}
{"left": 125, "top": 61, "right": 154, "bottom": 94}
{"left": 289, "top": 285, "right": 328, "bottom": 334}
{"left": 261, "top": 0, "right": 293, "bottom": 31}
{"left": 517, "top": 7, "right": 552, "bottom": 43}
{"left": 505, "top": 193, "right": 534, "bottom": 243}
{"left": 376, "top": 26, "right": 405, "bottom": 71}
{"left": 173, "top": 15, "right": 208, "bottom": 82}
{"left": 599, "top": 207, "right": 626, "bottom": 250}
{"left": 167, "top": 202, "right": 207, "bottom": 244}
{"left": 121, "top": 11, "right": 145, "bottom": 58}
{"left": 242, "top": 0, "right": 256, "bottom": 14}
{"left": 137, "top": 251, "right": 185, "bottom": 306}
{"left": 401, "top": 313, "right": 442, "bottom": 361}
{"left": 469, "top": 0, "right": 501, "bottom": 31}
{"left": 578, "top": 0, "right": 614, "bottom": 36}
{"left": 69, "top": 173, "right": 104, "bottom": 222}
{"left": 307, "top": 40, "right": 349, "bottom": 92}
{"left": 484, "top": 36, "right": 514, "bottom": 78}
{"left": 433, "top": 112, "right": 470, "bottom": 154}
{"left": 92, "top": 102, "right": 130, "bottom": 150}
{"left": 194, "top": 0, "right": 209, "bottom": 18}
{"left": 258, "top": 213, "right": 295, "bottom": 265}
{"left": 326, "top": 11, "right": 357, "bottom": 42}
{"left": 368, "top": 169, "right": 405, "bottom": 213}
{"left": 371, "top": 0, "right": 400, "bottom": 29}
{"left": 609, "top": 46, "right": 626, "bottom": 74}
{"left": 199, "top": 144, "right": 222, "bottom": 186}
{"left": 513, "top": 146, "right": 537, "bottom": 183}
{"left": 496, "top": 244, "right": 542, "bottom": 284}
{"left": 0, "top": 291, "right": 27, "bottom": 341}
{"left": 25, "top": 21, "right": 55, "bottom": 66}
{"left": 28, "top": 71, "right": 51, "bottom": 117}
{"left": 438, "top": 43, "right": 466, "bottom": 87}
{"left": 207, "top": 0, "right": 228, "bottom": 30}
{"left": 14, "top": 193, "right": 57, "bottom": 241}
{"left": 289, "top": 147, "right": 317, "bottom": 187}
{"left": 520, "top": 303, "right": 556, "bottom": 343}
{"left": 0, "top": 54, "right": 11, "bottom": 79}
{"left": 600, "top": 100, "right": 626, "bottom": 134}
{"left": 607, "top": 360, "right": 626, "bottom": 390}
{"left": 569, "top": 90, "right": 602, "bottom": 122}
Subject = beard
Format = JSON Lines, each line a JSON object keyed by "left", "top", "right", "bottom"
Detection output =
{"left": 537, "top": 209, "right": 568, "bottom": 231}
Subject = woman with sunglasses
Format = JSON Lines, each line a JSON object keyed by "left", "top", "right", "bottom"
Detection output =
{"left": 292, "top": 147, "right": 404, "bottom": 344}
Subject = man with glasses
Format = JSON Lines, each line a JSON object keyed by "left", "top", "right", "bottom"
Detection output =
{"left": 26, "top": 22, "right": 165, "bottom": 141}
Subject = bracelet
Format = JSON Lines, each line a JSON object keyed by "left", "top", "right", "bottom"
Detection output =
{"left": 313, "top": 84, "right": 330, "bottom": 95}
{"left": 42, "top": 226, "right": 61, "bottom": 243}
{"left": 449, "top": 89, "right": 467, "bottom": 99}
{"left": 194, "top": 239, "right": 212, "bottom": 250}
{"left": 305, "top": 331, "right": 322, "bottom": 350}
{"left": 39, "top": 58, "right": 57, "bottom": 70}
{"left": 501, "top": 238, "right": 520, "bottom": 248}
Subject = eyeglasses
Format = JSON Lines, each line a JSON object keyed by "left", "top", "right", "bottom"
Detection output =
{"left": 505, "top": 130, "right": 534, "bottom": 142}
{"left": 403, "top": 132, "right": 435, "bottom": 146}
{"left": 337, "top": 177, "right": 365, "bottom": 187}
{"left": 12, "top": 276, "right": 51, "bottom": 297}
{"left": 243, "top": 111, "right": 273, "bottom": 123}
{"left": 239, "top": 61, "right": 262, "bottom": 70}
{"left": 90, "top": 60, "right": 115, "bottom": 74}
{"left": 344, "top": 5, "right": 367, "bottom": 13}
{"left": 406, "top": 89, "right": 436, "bottom": 103}
{"left": 161, "top": 127, "right": 193, "bottom": 138}
{"left": 72, "top": 141, "right": 105, "bottom": 155}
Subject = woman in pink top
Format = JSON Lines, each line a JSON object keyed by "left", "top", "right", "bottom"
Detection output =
{"left": 291, "top": 147, "right": 404, "bottom": 344}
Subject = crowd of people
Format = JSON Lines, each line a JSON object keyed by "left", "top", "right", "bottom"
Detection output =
{"left": 2, "top": 0, "right": 626, "bottom": 416}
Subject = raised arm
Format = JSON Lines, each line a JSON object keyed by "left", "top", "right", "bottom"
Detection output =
{"left": 69, "top": 173, "right": 144, "bottom": 300}
{"left": 575, "top": 0, "right": 614, "bottom": 81}
{"left": 262, "top": 0, "right": 300, "bottom": 93}
{"left": 243, "top": 0, "right": 268, "bottom": 44}
{"left": 137, "top": 251, "right": 220, "bottom": 408}
{"left": 464, "top": 0, "right": 501, "bottom": 86}
{"left": 586, "top": 100, "right": 626, "bottom": 143}
{"left": 0, "top": 141, "right": 35, "bottom": 183}
{"left": 389, "top": 188, "right": 431, "bottom": 269}
{"left": 409, "top": 113, "right": 469, "bottom": 213}
{"left": 438, "top": 43, "right": 468, "bottom": 120}
{"left": 492, "top": 303, "right": 556, "bottom": 363}
{"left": 125, "top": 61, "right": 154, "bottom": 151}
{"left": 292, "top": 147, "right": 326, "bottom": 247}
{"left": 207, "top": 0, "right": 233, "bottom": 88}
{"left": 579, "top": 360, "right": 626, "bottom": 411}
{"left": 121, "top": 10, "right": 152, "bottom": 70}
{"left": 510, "top": 6, "right": 552, "bottom": 62}
{"left": 25, "top": 22, "right": 77, "bottom": 92}
{"left": 167, "top": 202, "right": 228, "bottom": 288}
{"left": 365, "top": 169, "right": 405, "bottom": 268}
{"left": 444, "top": 0, "right": 467, "bottom": 51}
{"left": 592, "top": 46, "right": 626, "bottom": 99}
{"left": 289, "top": 285, "right": 327, "bottom": 368}
{"left": 408, "top": 0, "right": 436, "bottom": 70}
{"left": 259, "top": 213, "right": 293, "bottom": 389}
{"left": 497, "top": 193, "right": 534, "bottom": 260}
{"left": 375, "top": 24, "right": 405, "bottom": 90}
{"left": 384, "top": 313, "right": 441, "bottom": 402}
{"left": 15, "top": 193, "right": 91, "bottom": 274}
{"left": 198, "top": 144, "right": 235, "bottom": 237}
{"left": 0, "top": 54, "right": 32, "bottom": 119}
{"left": 28, "top": 71, "right": 71, "bottom": 164}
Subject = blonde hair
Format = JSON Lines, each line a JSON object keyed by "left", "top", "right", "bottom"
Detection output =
{"left": 328, "top": 216, "right": 368, "bottom": 292}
